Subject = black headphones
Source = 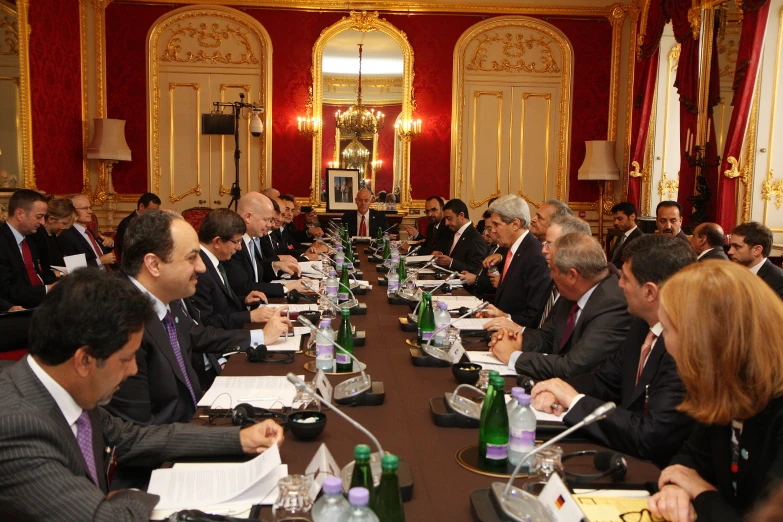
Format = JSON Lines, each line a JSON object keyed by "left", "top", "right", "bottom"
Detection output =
{"left": 231, "top": 403, "right": 289, "bottom": 428}
{"left": 562, "top": 450, "right": 628, "bottom": 484}
{"left": 286, "top": 289, "right": 318, "bottom": 304}
{"left": 246, "top": 344, "right": 268, "bottom": 362}
{"left": 245, "top": 345, "right": 295, "bottom": 364}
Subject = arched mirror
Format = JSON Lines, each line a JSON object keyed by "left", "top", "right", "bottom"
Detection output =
{"left": 311, "top": 11, "right": 414, "bottom": 209}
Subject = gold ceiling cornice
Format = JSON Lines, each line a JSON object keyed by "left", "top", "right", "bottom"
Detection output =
{"left": 117, "top": 0, "right": 623, "bottom": 17}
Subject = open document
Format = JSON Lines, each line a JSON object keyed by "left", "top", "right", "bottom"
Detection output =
{"left": 405, "top": 255, "right": 434, "bottom": 264}
{"left": 432, "top": 296, "right": 483, "bottom": 310}
{"left": 147, "top": 444, "right": 286, "bottom": 511}
{"left": 198, "top": 376, "right": 299, "bottom": 408}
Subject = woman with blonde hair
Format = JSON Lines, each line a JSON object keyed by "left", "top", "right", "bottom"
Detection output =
{"left": 29, "top": 197, "right": 75, "bottom": 271}
{"left": 649, "top": 260, "right": 783, "bottom": 522}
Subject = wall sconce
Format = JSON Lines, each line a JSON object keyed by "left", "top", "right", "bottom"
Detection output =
{"left": 87, "top": 118, "right": 131, "bottom": 231}
{"left": 395, "top": 119, "right": 422, "bottom": 140}
{"left": 328, "top": 161, "right": 339, "bottom": 169}
{"left": 578, "top": 140, "right": 619, "bottom": 244}
{"left": 371, "top": 159, "right": 383, "bottom": 172}
{"left": 297, "top": 86, "right": 321, "bottom": 138}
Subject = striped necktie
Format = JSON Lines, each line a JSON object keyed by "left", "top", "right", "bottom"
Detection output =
{"left": 539, "top": 287, "right": 558, "bottom": 328}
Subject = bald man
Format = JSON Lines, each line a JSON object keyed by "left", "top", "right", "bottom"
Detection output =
{"left": 690, "top": 222, "right": 729, "bottom": 261}
{"left": 341, "top": 188, "right": 390, "bottom": 238}
{"left": 57, "top": 194, "right": 116, "bottom": 269}
{"left": 261, "top": 187, "right": 280, "bottom": 199}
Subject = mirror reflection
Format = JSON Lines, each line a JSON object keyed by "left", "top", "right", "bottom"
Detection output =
{"left": 321, "top": 29, "right": 403, "bottom": 203}
{"left": 0, "top": 1, "right": 21, "bottom": 190}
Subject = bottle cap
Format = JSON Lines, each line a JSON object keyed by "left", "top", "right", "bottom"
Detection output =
{"left": 354, "top": 444, "right": 371, "bottom": 459}
{"left": 511, "top": 387, "right": 525, "bottom": 397}
{"left": 348, "top": 487, "right": 370, "bottom": 507}
{"left": 437, "top": 301, "right": 448, "bottom": 310}
{"left": 330, "top": 270, "right": 336, "bottom": 276}
{"left": 517, "top": 393, "right": 531, "bottom": 406}
{"left": 322, "top": 476, "right": 343, "bottom": 495}
{"left": 381, "top": 453, "right": 399, "bottom": 470}
{"left": 319, "top": 319, "right": 331, "bottom": 328}
{"left": 488, "top": 370, "right": 500, "bottom": 379}
{"left": 490, "top": 376, "right": 506, "bottom": 388}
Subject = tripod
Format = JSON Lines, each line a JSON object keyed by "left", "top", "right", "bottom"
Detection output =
{"left": 211, "top": 93, "right": 264, "bottom": 211}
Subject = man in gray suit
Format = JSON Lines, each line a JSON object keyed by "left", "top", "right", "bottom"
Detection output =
{"left": 0, "top": 269, "right": 284, "bottom": 520}
{"left": 490, "top": 233, "right": 632, "bottom": 380}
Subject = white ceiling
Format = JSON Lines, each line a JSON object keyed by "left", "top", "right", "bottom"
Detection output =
{"left": 322, "top": 30, "right": 404, "bottom": 76}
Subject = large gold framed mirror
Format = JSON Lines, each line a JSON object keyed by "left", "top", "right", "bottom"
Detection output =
{"left": 311, "top": 11, "right": 414, "bottom": 209}
{"left": 0, "top": 0, "right": 34, "bottom": 193}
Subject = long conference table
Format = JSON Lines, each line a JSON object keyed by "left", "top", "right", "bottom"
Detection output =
{"left": 210, "top": 247, "right": 661, "bottom": 521}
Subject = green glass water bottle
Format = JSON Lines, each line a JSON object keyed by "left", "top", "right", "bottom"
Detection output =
{"left": 373, "top": 453, "right": 405, "bottom": 522}
{"left": 479, "top": 376, "right": 510, "bottom": 468}
{"left": 376, "top": 226, "right": 384, "bottom": 243}
{"left": 335, "top": 307, "right": 354, "bottom": 373}
{"left": 396, "top": 256, "right": 407, "bottom": 286}
{"left": 338, "top": 266, "right": 351, "bottom": 303}
{"left": 350, "top": 444, "right": 376, "bottom": 506}
{"left": 417, "top": 292, "right": 435, "bottom": 345}
{"left": 345, "top": 239, "right": 355, "bottom": 270}
{"left": 382, "top": 237, "right": 391, "bottom": 264}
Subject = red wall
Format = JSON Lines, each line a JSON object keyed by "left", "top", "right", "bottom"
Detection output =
{"left": 33, "top": 5, "right": 613, "bottom": 204}
{"left": 29, "top": 0, "right": 83, "bottom": 194}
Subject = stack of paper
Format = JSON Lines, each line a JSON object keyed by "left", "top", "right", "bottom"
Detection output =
{"left": 433, "top": 296, "right": 484, "bottom": 310}
{"left": 298, "top": 261, "right": 324, "bottom": 278}
{"left": 465, "top": 351, "right": 516, "bottom": 376}
{"left": 198, "top": 376, "right": 300, "bottom": 409}
{"left": 416, "top": 279, "right": 465, "bottom": 288}
{"left": 405, "top": 255, "right": 433, "bottom": 264}
{"left": 269, "top": 335, "right": 302, "bottom": 352}
{"left": 148, "top": 445, "right": 287, "bottom": 519}
{"left": 265, "top": 303, "right": 318, "bottom": 312}
{"left": 452, "top": 318, "right": 492, "bottom": 330}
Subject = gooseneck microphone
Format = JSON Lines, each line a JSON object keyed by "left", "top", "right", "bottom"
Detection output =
{"left": 286, "top": 373, "right": 384, "bottom": 456}
{"left": 421, "top": 301, "right": 490, "bottom": 361}
{"left": 407, "top": 272, "right": 462, "bottom": 322}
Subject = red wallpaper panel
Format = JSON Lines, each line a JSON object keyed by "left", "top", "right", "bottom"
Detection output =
{"left": 29, "top": 0, "right": 82, "bottom": 194}
{"left": 106, "top": 3, "right": 175, "bottom": 194}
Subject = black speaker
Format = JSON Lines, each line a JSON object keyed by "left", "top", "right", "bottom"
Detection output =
{"left": 201, "top": 113, "right": 235, "bottom": 135}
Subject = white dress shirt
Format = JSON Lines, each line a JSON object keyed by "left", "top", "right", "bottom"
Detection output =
{"left": 697, "top": 247, "right": 718, "bottom": 260}
{"left": 72, "top": 223, "right": 104, "bottom": 266}
{"left": 448, "top": 221, "right": 472, "bottom": 257}
{"left": 749, "top": 257, "right": 767, "bottom": 275}
{"left": 27, "top": 355, "right": 82, "bottom": 438}
{"left": 7, "top": 222, "right": 45, "bottom": 288}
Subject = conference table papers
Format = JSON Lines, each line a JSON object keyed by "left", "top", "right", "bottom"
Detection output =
{"left": 148, "top": 444, "right": 285, "bottom": 511}
{"left": 198, "top": 376, "right": 299, "bottom": 408}
{"left": 433, "top": 296, "right": 484, "bottom": 310}
{"left": 465, "top": 351, "right": 517, "bottom": 376}
{"left": 451, "top": 318, "right": 492, "bottom": 330}
{"left": 405, "top": 255, "right": 433, "bottom": 264}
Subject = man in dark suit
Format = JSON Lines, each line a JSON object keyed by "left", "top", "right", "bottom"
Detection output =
{"left": 107, "top": 210, "right": 290, "bottom": 429}
{"left": 729, "top": 221, "right": 783, "bottom": 299}
{"left": 403, "top": 196, "right": 453, "bottom": 256}
{"left": 490, "top": 233, "right": 633, "bottom": 380}
{"left": 114, "top": 192, "right": 160, "bottom": 262}
{"left": 0, "top": 269, "right": 284, "bottom": 520}
{"left": 529, "top": 199, "right": 573, "bottom": 242}
{"left": 0, "top": 189, "right": 57, "bottom": 308}
{"left": 432, "top": 198, "right": 487, "bottom": 273}
{"left": 277, "top": 194, "right": 323, "bottom": 260}
{"left": 225, "top": 192, "right": 303, "bottom": 300}
{"left": 531, "top": 235, "right": 696, "bottom": 467}
{"left": 691, "top": 222, "right": 729, "bottom": 261}
{"left": 57, "top": 193, "right": 116, "bottom": 269}
{"left": 470, "top": 195, "right": 551, "bottom": 327}
{"left": 194, "top": 208, "right": 282, "bottom": 330}
{"left": 460, "top": 210, "right": 505, "bottom": 298}
{"left": 341, "top": 188, "right": 390, "bottom": 238}
{"left": 609, "top": 201, "right": 644, "bottom": 268}
{"left": 656, "top": 200, "right": 689, "bottom": 243}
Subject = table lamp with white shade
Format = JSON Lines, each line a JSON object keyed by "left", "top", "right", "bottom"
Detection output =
{"left": 578, "top": 140, "right": 620, "bottom": 244}
{"left": 87, "top": 119, "right": 131, "bottom": 231}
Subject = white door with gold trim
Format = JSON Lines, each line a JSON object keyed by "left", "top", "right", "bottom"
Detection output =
{"left": 452, "top": 17, "right": 573, "bottom": 223}
{"left": 148, "top": 6, "right": 272, "bottom": 212}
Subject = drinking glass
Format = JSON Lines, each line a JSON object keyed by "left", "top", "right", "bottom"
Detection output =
{"left": 272, "top": 474, "right": 314, "bottom": 521}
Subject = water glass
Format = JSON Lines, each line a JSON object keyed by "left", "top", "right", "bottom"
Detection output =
{"left": 523, "top": 446, "right": 565, "bottom": 496}
{"left": 273, "top": 474, "right": 314, "bottom": 521}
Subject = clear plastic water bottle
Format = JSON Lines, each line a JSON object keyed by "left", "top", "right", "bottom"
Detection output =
{"left": 312, "top": 476, "right": 350, "bottom": 522}
{"left": 432, "top": 301, "right": 451, "bottom": 347}
{"left": 387, "top": 270, "right": 399, "bottom": 297}
{"left": 507, "top": 386, "right": 524, "bottom": 417}
{"left": 390, "top": 244, "right": 400, "bottom": 271}
{"left": 338, "top": 488, "right": 379, "bottom": 522}
{"left": 327, "top": 269, "right": 339, "bottom": 306}
{"left": 335, "top": 245, "right": 345, "bottom": 272}
{"left": 508, "top": 391, "right": 537, "bottom": 469}
{"left": 315, "top": 319, "right": 335, "bottom": 371}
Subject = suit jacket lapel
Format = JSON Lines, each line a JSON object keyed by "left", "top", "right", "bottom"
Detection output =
{"left": 146, "top": 313, "right": 193, "bottom": 392}
{"left": 496, "top": 234, "right": 530, "bottom": 300}
{"left": 203, "top": 254, "right": 238, "bottom": 304}
{"left": 88, "top": 408, "right": 109, "bottom": 492}
{"left": 623, "top": 338, "right": 666, "bottom": 407}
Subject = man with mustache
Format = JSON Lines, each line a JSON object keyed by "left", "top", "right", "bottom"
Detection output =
{"left": 0, "top": 269, "right": 284, "bottom": 520}
{"left": 656, "top": 201, "right": 688, "bottom": 242}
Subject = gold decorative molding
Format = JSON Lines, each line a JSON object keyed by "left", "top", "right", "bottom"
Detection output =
{"left": 469, "top": 91, "right": 503, "bottom": 210}
{"left": 13, "top": 0, "right": 34, "bottom": 189}
{"left": 324, "top": 75, "right": 403, "bottom": 90}
{"left": 312, "top": 11, "right": 415, "bottom": 208}
{"left": 620, "top": 1, "right": 639, "bottom": 213}
{"left": 687, "top": 6, "right": 701, "bottom": 41}
{"left": 78, "top": 0, "right": 92, "bottom": 199}
{"left": 724, "top": 156, "right": 749, "bottom": 183}
{"left": 629, "top": 161, "right": 642, "bottom": 177}
{"left": 161, "top": 22, "right": 259, "bottom": 65}
{"left": 761, "top": 8, "right": 783, "bottom": 226}
{"left": 0, "top": 12, "right": 18, "bottom": 56}
{"left": 168, "top": 82, "right": 202, "bottom": 203}
{"left": 669, "top": 42, "right": 681, "bottom": 67}
{"left": 762, "top": 170, "right": 783, "bottom": 212}
{"left": 452, "top": 16, "right": 572, "bottom": 205}
{"left": 642, "top": 84, "right": 656, "bottom": 216}
{"left": 466, "top": 32, "right": 561, "bottom": 74}
{"left": 658, "top": 172, "right": 679, "bottom": 200}
{"left": 148, "top": 6, "right": 272, "bottom": 198}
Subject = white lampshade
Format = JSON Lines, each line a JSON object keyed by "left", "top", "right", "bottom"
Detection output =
{"left": 87, "top": 119, "right": 131, "bottom": 161}
{"left": 578, "top": 140, "right": 620, "bottom": 181}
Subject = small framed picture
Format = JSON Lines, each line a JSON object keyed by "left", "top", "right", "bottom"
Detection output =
{"left": 325, "top": 168, "right": 360, "bottom": 212}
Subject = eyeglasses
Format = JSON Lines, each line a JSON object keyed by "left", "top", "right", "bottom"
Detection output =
{"left": 542, "top": 241, "right": 552, "bottom": 249}
{"left": 620, "top": 508, "right": 656, "bottom": 522}
{"left": 482, "top": 228, "right": 493, "bottom": 235}
{"left": 225, "top": 238, "right": 243, "bottom": 246}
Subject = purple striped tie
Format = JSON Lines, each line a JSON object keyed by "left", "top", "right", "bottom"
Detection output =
{"left": 75, "top": 411, "right": 99, "bottom": 485}
{"left": 162, "top": 311, "right": 198, "bottom": 407}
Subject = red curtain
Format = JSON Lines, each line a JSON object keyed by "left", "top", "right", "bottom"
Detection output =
{"left": 715, "top": 0, "right": 771, "bottom": 230}
{"left": 628, "top": 50, "right": 660, "bottom": 209}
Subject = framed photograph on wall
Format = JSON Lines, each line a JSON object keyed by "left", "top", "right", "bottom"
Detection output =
{"left": 325, "top": 168, "right": 360, "bottom": 212}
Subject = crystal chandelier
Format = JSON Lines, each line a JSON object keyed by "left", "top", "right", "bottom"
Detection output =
{"left": 335, "top": 44, "right": 385, "bottom": 137}
{"left": 341, "top": 138, "right": 370, "bottom": 175}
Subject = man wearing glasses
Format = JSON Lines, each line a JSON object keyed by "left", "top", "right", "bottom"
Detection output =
{"left": 58, "top": 194, "right": 116, "bottom": 269}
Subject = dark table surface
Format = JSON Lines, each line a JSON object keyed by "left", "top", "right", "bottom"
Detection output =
{"left": 210, "top": 249, "right": 661, "bottom": 521}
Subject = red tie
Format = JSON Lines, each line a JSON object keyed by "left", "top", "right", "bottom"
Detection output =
{"left": 636, "top": 331, "right": 656, "bottom": 385}
{"left": 21, "top": 238, "right": 43, "bottom": 287}
{"left": 86, "top": 230, "right": 111, "bottom": 271}
{"left": 501, "top": 252, "right": 514, "bottom": 282}
{"left": 359, "top": 214, "right": 367, "bottom": 237}
{"left": 559, "top": 302, "right": 579, "bottom": 350}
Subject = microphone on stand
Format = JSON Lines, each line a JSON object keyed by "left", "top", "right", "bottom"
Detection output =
{"left": 421, "top": 301, "right": 490, "bottom": 362}
{"left": 472, "top": 402, "right": 617, "bottom": 522}
{"left": 296, "top": 315, "right": 383, "bottom": 406}
{"left": 397, "top": 257, "right": 437, "bottom": 300}
{"left": 399, "top": 245, "right": 421, "bottom": 259}
{"left": 407, "top": 272, "right": 461, "bottom": 323}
